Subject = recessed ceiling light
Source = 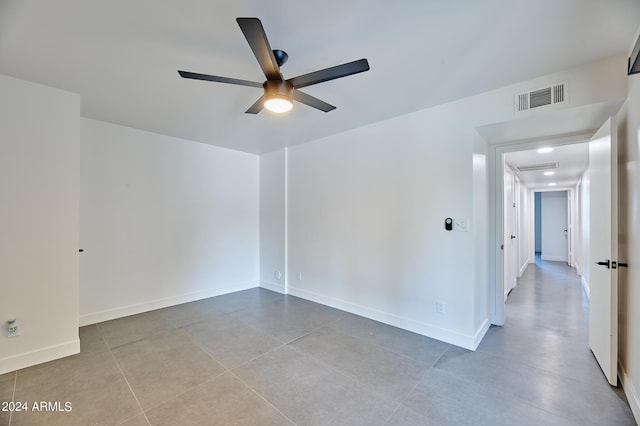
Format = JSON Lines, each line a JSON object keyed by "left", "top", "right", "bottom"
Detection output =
{"left": 537, "top": 147, "right": 553, "bottom": 154}
{"left": 544, "top": 171, "right": 555, "bottom": 176}
{"left": 548, "top": 183, "right": 557, "bottom": 186}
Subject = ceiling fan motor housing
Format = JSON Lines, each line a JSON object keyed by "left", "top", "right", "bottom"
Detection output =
{"left": 273, "top": 49, "right": 288, "bottom": 67}
{"left": 264, "top": 80, "right": 293, "bottom": 102}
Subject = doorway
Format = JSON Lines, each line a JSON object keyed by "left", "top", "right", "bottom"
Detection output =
{"left": 488, "top": 132, "right": 592, "bottom": 325}
{"left": 536, "top": 190, "right": 570, "bottom": 264}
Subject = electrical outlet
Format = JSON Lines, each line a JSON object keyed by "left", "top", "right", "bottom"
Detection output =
{"left": 297, "top": 272, "right": 302, "bottom": 281}
{"left": 7, "top": 319, "right": 19, "bottom": 338}
{"left": 436, "top": 301, "right": 445, "bottom": 314}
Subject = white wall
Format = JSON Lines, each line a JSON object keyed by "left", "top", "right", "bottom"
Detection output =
{"left": 259, "top": 149, "right": 286, "bottom": 293}
{"left": 0, "top": 75, "right": 80, "bottom": 374}
{"left": 541, "top": 191, "right": 568, "bottom": 262}
{"left": 79, "top": 119, "right": 259, "bottom": 325}
{"left": 617, "top": 61, "right": 640, "bottom": 423}
{"left": 259, "top": 55, "right": 628, "bottom": 350}
{"left": 286, "top": 111, "right": 477, "bottom": 347}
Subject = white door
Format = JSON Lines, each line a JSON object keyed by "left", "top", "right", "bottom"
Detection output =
{"left": 541, "top": 191, "right": 569, "bottom": 262}
{"left": 503, "top": 165, "right": 517, "bottom": 298}
{"left": 588, "top": 117, "right": 618, "bottom": 385}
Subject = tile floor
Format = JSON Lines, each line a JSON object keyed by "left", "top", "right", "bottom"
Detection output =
{"left": 0, "top": 258, "right": 636, "bottom": 425}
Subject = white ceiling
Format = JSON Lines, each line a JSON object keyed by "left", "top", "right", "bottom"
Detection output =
{"left": 505, "top": 143, "right": 590, "bottom": 190}
{"left": 0, "top": 1, "right": 639, "bottom": 154}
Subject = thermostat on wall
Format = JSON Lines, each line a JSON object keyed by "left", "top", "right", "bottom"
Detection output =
{"left": 445, "top": 218, "right": 453, "bottom": 231}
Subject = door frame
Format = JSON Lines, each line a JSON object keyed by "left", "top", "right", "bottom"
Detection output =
{"left": 503, "top": 164, "right": 517, "bottom": 299}
{"left": 488, "top": 131, "right": 595, "bottom": 325}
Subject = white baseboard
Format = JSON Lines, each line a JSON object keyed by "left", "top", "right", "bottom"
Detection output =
{"left": 0, "top": 339, "right": 79, "bottom": 375}
{"left": 519, "top": 260, "right": 530, "bottom": 277}
{"left": 581, "top": 276, "right": 590, "bottom": 300}
{"left": 473, "top": 318, "right": 491, "bottom": 350}
{"left": 619, "top": 362, "right": 640, "bottom": 424}
{"left": 541, "top": 255, "right": 568, "bottom": 262}
{"left": 287, "top": 285, "right": 481, "bottom": 350}
{"left": 79, "top": 281, "right": 259, "bottom": 326}
{"left": 259, "top": 280, "right": 286, "bottom": 294}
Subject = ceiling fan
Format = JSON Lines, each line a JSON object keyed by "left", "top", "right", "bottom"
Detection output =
{"left": 178, "top": 17, "right": 370, "bottom": 114}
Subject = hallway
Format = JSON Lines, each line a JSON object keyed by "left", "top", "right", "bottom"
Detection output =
{"left": 472, "top": 257, "right": 635, "bottom": 424}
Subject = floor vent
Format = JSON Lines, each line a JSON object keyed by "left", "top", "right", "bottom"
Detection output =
{"left": 515, "top": 82, "right": 567, "bottom": 113}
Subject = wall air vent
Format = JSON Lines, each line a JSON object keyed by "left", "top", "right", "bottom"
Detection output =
{"left": 515, "top": 81, "right": 567, "bottom": 113}
{"left": 516, "top": 162, "right": 558, "bottom": 172}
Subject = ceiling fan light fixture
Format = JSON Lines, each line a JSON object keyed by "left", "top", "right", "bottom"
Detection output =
{"left": 264, "top": 95, "right": 293, "bottom": 113}
{"left": 264, "top": 80, "right": 293, "bottom": 113}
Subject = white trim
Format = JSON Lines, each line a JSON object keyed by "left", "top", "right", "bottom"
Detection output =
{"left": 619, "top": 362, "right": 640, "bottom": 424}
{"left": 488, "top": 130, "right": 596, "bottom": 326}
{"left": 581, "top": 276, "right": 590, "bottom": 300}
{"left": 473, "top": 318, "right": 492, "bottom": 349}
{"left": 541, "top": 255, "right": 569, "bottom": 262}
{"left": 0, "top": 339, "right": 79, "bottom": 375}
{"left": 519, "top": 258, "right": 530, "bottom": 276}
{"left": 79, "top": 281, "right": 259, "bottom": 326}
{"left": 260, "top": 280, "right": 286, "bottom": 294}
{"left": 288, "top": 285, "right": 484, "bottom": 350}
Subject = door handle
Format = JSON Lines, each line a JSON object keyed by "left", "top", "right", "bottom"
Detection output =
{"left": 596, "top": 260, "right": 610, "bottom": 269}
{"left": 510, "top": 235, "right": 516, "bottom": 239}
{"left": 619, "top": 262, "right": 628, "bottom": 268}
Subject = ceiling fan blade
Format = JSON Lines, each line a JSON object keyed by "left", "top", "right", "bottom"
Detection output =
{"left": 288, "top": 59, "right": 370, "bottom": 89}
{"left": 178, "top": 71, "right": 262, "bottom": 88}
{"left": 245, "top": 96, "right": 265, "bottom": 114}
{"left": 292, "top": 90, "right": 336, "bottom": 112}
{"left": 236, "top": 17, "right": 281, "bottom": 81}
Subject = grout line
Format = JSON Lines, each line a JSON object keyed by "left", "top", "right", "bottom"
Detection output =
{"left": 109, "top": 350, "right": 151, "bottom": 426}
{"left": 227, "top": 341, "right": 288, "bottom": 371}
{"left": 227, "top": 370, "right": 297, "bottom": 426}
{"left": 319, "top": 314, "right": 450, "bottom": 368}
{"left": 175, "top": 326, "right": 231, "bottom": 372}
{"left": 125, "top": 327, "right": 231, "bottom": 414}
{"left": 380, "top": 348, "right": 448, "bottom": 426}
{"left": 8, "top": 370, "right": 17, "bottom": 426}
{"left": 284, "top": 342, "right": 402, "bottom": 406}
{"left": 137, "top": 371, "right": 229, "bottom": 415}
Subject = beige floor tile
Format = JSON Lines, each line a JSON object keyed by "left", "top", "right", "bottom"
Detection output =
{"left": 11, "top": 350, "right": 141, "bottom": 426}
{"left": 117, "top": 413, "right": 150, "bottom": 426}
{"left": 182, "top": 316, "right": 282, "bottom": 369}
{"left": 0, "top": 372, "right": 15, "bottom": 426}
{"left": 112, "top": 330, "right": 225, "bottom": 410}
{"left": 79, "top": 324, "right": 109, "bottom": 353}
{"left": 97, "top": 311, "right": 175, "bottom": 349}
{"left": 234, "top": 345, "right": 396, "bottom": 425}
{"left": 145, "top": 373, "right": 292, "bottom": 426}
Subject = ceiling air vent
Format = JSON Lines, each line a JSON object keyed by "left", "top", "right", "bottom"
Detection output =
{"left": 515, "top": 81, "right": 567, "bottom": 113}
{"left": 516, "top": 162, "right": 558, "bottom": 172}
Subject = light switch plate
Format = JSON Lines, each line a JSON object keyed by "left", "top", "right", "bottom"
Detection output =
{"left": 454, "top": 218, "right": 468, "bottom": 232}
